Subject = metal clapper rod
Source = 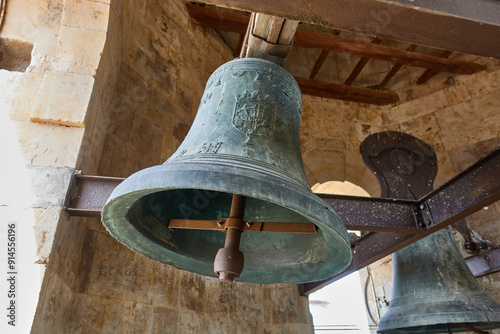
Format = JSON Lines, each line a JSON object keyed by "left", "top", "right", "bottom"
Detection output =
{"left": 214, "top": 194, "right": 246, "bottom": 282}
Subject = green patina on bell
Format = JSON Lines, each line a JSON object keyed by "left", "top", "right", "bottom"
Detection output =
{"left": 361, "top": 131, "right": 500, "bottom": 334}
{"left": 378, "top": 227, "right": 500, "bottom": 333}
{"left": 101, "top": 58, "right": 351, "bottom": 284}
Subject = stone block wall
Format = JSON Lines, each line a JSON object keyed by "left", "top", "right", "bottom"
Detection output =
{"left": 2, "top": 0, "right": 499, "bottom": 332}
{"left": 29, "top": 0, "right": 315, "bottom": 333}
{"left": 1, "top": 0, "right": 113, "bottom": 332}
{"left": 297, "top": 62, "right": 500, "bottom": 332}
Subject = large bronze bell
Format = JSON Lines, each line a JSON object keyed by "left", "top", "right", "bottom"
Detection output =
{"left": 101, "top": 58, "right": 351, "bottom": 284}
{"left": 360, "top": 131, "right": 500, "bottom": 333}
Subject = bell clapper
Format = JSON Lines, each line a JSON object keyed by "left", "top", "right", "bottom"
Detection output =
{"left": 214, "top": 194, "right": 246, "bottom": 282}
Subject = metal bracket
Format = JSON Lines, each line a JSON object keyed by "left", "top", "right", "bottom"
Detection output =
{"left": 415, "top": 201, "right": 436, "bottom": 228}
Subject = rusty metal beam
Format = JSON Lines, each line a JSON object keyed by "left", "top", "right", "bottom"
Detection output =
{"left": 193, "top": 0, "right": 500, "bottom": 59}
{"left": 319, "top": 195, "right": 421, "bottom": 234}
{"left": 418, "top": 147, "right": 500, "bottom": 232}
{"left": 66, "top": 174, "right": 123, "bottom": 217}
{"left": 169, "top": 219, "right": 318, "bottom": 234}
{"left": 466, "top": 247, "right": 500, "bottom": 278}
{"left": 66, "top": 148, "right": 500, "bottom": 292}
{"left": 300, "top": 146, "right": 500, "bottom": 295}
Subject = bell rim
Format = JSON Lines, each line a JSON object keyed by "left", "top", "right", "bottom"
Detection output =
{"left": 101, "top": 163, "right": 352, "bottom": 284}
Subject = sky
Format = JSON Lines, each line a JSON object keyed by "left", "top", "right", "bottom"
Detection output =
{"left": 0, "top": 111, "right": 42, "bottom": 333}
{"left": 309, "top": 272, "right": 372, "bottom": 334}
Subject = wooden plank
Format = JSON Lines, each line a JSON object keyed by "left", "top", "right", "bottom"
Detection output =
{"left": 186, "top": 2, "right": 249, "bottom": 34}
{"left": 186, "top": 4, "right": 484, "bottom": 74}
{"left": 234, "top": 33, "right": 244, "bottom": 57}
{"left": 168, "top": 219, "right": 318, "bottom": 234}
{"left": 308, "top": 30, "right": 341, "bottom": 79}
{"left": 295, "top": 77, "right": 400, "bottom": 105}
{"left": 277, "top": 19, "right": 299, "bottom": 45}
{"left": 294, "top": 31, "right": 483, "bottom": 74}
{"left": 417, "top": 50, "right": 454, "bottom": 84}
{"left": 309, "top": 50, "right": 330, "bottom": 79}
{"left": 253, "top": 14, "right": 273, "bottom": 40}
{"left": 344, "top": 37, "right": 383, "bottom": 85}
{"left": 195, "top": 0, "right": 500, "bottom": 58}
{"left": 378, "top": 44, "right": 417, "bottom": 90}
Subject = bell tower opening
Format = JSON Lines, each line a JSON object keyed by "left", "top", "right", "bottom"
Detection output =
{"left": 309, "top": 180, "right": 372, "bottom": 333}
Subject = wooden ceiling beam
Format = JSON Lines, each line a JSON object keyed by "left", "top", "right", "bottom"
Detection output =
{"left": 295, "top": 77, "right": 399, "bottom": 105}
{"left": 309, "top": 50, "right": 330, "bottom": 79}
{"left": 378, "top": 44, "right": 417, "bottom": 90}
{"left": 293, "top": 31, "right": 483, "bottom": 75}
{"left": 417, "top": 50, "right": 454, "bottom": 85}
{"left": 344, "top": 37, "right": 383, "bottom": 85}
{"left": 193, "top": 0, "right": 500, "bottom": 59}
{"left": 186, "top": 3, "right": 249, "bottom": 34}
{"left": 308, "top": 29, "right": 341, "bottom": 80}
{"left": 186, "top": 4, "right": 484, "bottom": 75}
{"left": 243, "top": 13, "right": 298, "bottom": 65}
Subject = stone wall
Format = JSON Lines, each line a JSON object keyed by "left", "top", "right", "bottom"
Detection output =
{"left": 1, "top": 0, "right": 499, "bottom": 333}
{"left": 296, "top": 60, "right": 500, "bottom": 331}
{"left": 1, "top": 0, "right": 112, "bottom": 332}
{"left": 289, "top": 42, "right": 500, "bottom": 332}
{"left": 28, "top": 0, "right": 315, "bottom": 333}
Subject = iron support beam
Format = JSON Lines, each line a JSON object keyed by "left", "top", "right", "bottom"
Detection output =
{"left": 417, "top": 148, "right": 500, "bottom": 233}
{"left": 194, "top": 0, "right": 500, "bottom": 58}
{"left": 300, "top": 146, "right": 500, "bottom": 295}
{"left": 465, "top": 247, "right": 500, "bottom": 278}
{"left": 65, "top": 147, "right": 500, "bottom": 294}
{"left": 319, "top": 195, "right": 421, "bottom": 234}
{"left": 66, "top": 174, "right": 123, "bottom": 217}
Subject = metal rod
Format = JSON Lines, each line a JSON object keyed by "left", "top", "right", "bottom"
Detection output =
{"left": 214, "top": 194, "right": 246, "bottom": 282}
{"left": 224, "top": 194, "right": 246, "bottom": 251}
{"left": 446, "top": 323, "right": 453, "bottom": 334}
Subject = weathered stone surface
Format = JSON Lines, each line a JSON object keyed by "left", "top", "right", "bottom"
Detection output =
{"left": 448, "top": 137, "right": 500, "bottom": 172}
{"left": 61, "top": 0, "right": 110, "bottom": 32}
{"left": 15, "top": 120, "right": 85, "bottom": 167}
{"left": 33, "top": 207, "right": 62, "bottom": 264}
{"left": 52, "top": 25, "right": 107, "bottom": 76}
{"left": 4, "top": 0, "right": 498, "bottom": 332}
{"left": 31, "top": 71, "right": 94, "bottom": 127}
{"left": 27, "top": 165, "right": 74, "bottom": 208}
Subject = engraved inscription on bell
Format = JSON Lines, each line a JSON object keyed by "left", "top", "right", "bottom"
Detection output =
{"left": 232, "top": 90, "right": 276, "bottom": 145}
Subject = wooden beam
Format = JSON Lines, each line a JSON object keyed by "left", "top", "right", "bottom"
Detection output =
{"left": 244, "top": 13, "right": 298, "bottom": 64}
{"left": 417, "top": 50, "right": 454, "bottom": 84}
{"left": 194, "top": 0, "right": 500, "bottom": 59}
{"left": 309, "top": 50, "right": 330, "bottom": 79}
{"left": 234, "top": 33, "right": 245, "bottom": 57}
{"left": 186, "top": 2, "right": 249, "bottom": 34}
{"left": 293, "top": 31, "right": 483, "bottom": 74}
{"left": 308, "top": 29, "right": 341, "bottom": 79}
{"left": 295, "top": 77, "right": 399, "bottom": 105}
{"left": 344, "top": 37, "right": 383, "bottom": 85}
{"left": 378, "top": 44, "right": 417, "bottom": 90}
{"left": 186, "top": 4, "right": 484, "bottom": 74}
{"left": 168, "top": 219, "right": 318, "bottom": 234}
